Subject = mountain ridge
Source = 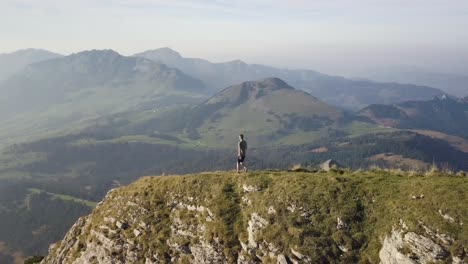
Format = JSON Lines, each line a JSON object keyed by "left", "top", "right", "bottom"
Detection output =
{"left": 0, "top": 49, "right": 208, "bottom": 146}
{"left": 39, "top": 170, "right": 468, "bottom": 264}
{"left": 134, "top": 48, "right": 448, "bottom": 110}
{"left": 360, "top": 67, "right": 468, "bottom": 97}
{"left": 358, "top": 96, "right": 468, "bottom": 138}
{"left": 84, "top": 77, "right": 346, "bottom": 146}
{"left": 0, "top": 48, "right": 62, "bottom": 81}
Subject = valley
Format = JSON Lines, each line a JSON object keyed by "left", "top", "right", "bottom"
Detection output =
{"left": 0, "top": 48, "right": 466, "bottom": 263}
{"left": 2, "top": 1, "right": 467, "bottom": 263}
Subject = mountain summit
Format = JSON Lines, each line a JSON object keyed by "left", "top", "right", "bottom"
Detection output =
{"left": 146, "top": 78, "right": 345, "bottom": 145}
{"left": 0, "top": 49, "right": 207, "bottom": 116}
{"left": 206, "top": 77, "right": 295, "bottom": 106}
{"left": 0, "top": 48, "right": 62, "bottom": 80}
{"left": 39, "top": 170, "right": 468, "bottom": 264}
{"left": 136, "top": 47, "right": 183, "bottom": 62}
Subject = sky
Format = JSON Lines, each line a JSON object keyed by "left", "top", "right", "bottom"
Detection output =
{"left": 1, "top": 0, "right": 467, "bottom": 76}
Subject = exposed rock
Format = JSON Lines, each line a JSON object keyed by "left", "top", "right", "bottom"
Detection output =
{"left": 379, "top": 229, "right": 450, "bottom": 264}
{"left": 267, "top": 206, "right": 277, "bottom": 214}
{"left": 277, "top": 254, "right": 288, "bottom": 264}
{"left": 291, "top": 248, "right": 311, "bottom": 263}
{"left": 287, "top": 204, "right": 297, "bottom": 213}
{"left": 438, "top": 209, "right": 456, "bottom": 223}
{"left": 247, "top": 213, "right": 268, "bottom": 248}
{"left": 399, "top": 219, "right": 408, "bottom": 230}
{"left": 453, "top": 256, "right": 465, "bottom": 264}
{"left": 336, "top": 217, "right": 347, "bottom": 230}
{"left": 104, "top": 217, "right": 116, "bottom": 223}
{"left": 242, "top": 195, "right": 252, "bottom": 206}
{"left": 41, "top": 217, "right": 89, "bottom": 264}
{"left": 139, "top": 221, "right": 148, "bottom": 229}
{"left": 190, "top": 240, "right": 224, "bottom": 263}
{"left": 133, "top": 229, "right": 141, "bottom": 237}
{"left": 243, "top": 184, "right": 259, "bottom": 193}
{"left": 338, "top": 245, "right": 349, "bottom": 253}
{"left": 40, "top": 173, "right": 466, "bottom": 264}
{"left": 320, "top": 159, "right": 340, "bottom": 172}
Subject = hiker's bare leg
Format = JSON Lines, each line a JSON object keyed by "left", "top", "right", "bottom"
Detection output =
{"left": 243, "top": 162, "right": 248, "bottom": 172}
{"left": 236, "top": 162, "right": 240, "bottom": 173}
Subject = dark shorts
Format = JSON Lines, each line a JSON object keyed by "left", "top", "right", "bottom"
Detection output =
{"left": 237, "top": 155, "right": 246, "bottom": 163}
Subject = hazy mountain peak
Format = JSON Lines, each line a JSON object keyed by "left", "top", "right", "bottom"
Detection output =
{"left": 135, "top": 47, "right": 182, "bottom": 60}
{"left": 156, "top": 47, "right": 182, "bottom": 56}
{"left": 0, "top": 48, "right": 208, "bottom": 121}
{"left": 0, "top": 48, "right": 63, "bottom": 80}
{"left": 2, "top": 48, "right": 61, "bottom": 57}
{"left": 253, "top": 77, "right": 292, "bottom": 88}
{"left": 235, "top": 77, "right": 294, "bottom": 94}
{"left": 134, "top": 49, "right": 446, "bottom": 109}
{"left": 72, "top": 49, "right": 122, "bottom": 58}
{"left": 23, "top": 49, "right": 129, "bottom": 73}
{"left": 212, "top": 78, "right": 295, "bottom": 103}
{"left": 190, "top": 78, "right": 343, "bottom": 145}
{"left": 225, "top": 59, "right": 248, "bottom": 66}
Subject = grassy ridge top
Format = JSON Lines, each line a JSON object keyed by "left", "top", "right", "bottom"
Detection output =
{"left": 81, "top": 170, "right": 467, "bottom": 263}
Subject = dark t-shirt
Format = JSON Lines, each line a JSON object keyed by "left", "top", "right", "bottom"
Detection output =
{"left": 239, "top": 140, "right": 247, "bottom": 156}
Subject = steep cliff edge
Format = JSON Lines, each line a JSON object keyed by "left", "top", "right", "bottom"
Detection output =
{"left": 41, "top": 170, "right": 467, "bottom": 263}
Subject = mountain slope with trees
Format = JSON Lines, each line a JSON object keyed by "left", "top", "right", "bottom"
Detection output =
{"left": 358, "top": 96, "right": 468, "bottom": 138}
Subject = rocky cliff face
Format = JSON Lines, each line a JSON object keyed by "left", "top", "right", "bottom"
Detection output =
{"left": 379, "top": 220, "right": 466, "bottom": 264}
{"left": 41, "top": 171, "right": 467, "bottom": 264}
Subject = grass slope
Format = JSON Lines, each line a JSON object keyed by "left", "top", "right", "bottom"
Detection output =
{"left": 73, "top": 170, "right": 467, "bottom": 263}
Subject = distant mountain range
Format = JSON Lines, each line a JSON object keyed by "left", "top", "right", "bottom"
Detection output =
{"left": 0, "top": 47, "right": 462, "bottom": 148}
{"left": 358, "top": 96, "right": 468, "bottom": 138}
{"left": 82, "top": 78, "right": 349, "bottom": 146}
{"left": 0, "top": 49, "right": 62, "bottom": 81}
{"left": 0, "top": 49, "right": 207, "bottom": 115}
{"left": 0, "top": 76, "right": 467, "bottom": 263}
{"left": 134, "top": 48, "right": 447, "bottom": 110}
{"left": 176, "top": 77, "right": 345, "bottom": 145}
{"left": 0, "top": 50, "right": 207, "bottom": 145}
{"left": 361, "top": 67, "right": 468, "bottom": 97}
{"left": 0, "top": 48, "right": 467, "bottom": 264}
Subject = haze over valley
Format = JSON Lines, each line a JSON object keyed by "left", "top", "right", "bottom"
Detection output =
{"left": 0, "top": 1, "right": 467, "bottom": 263}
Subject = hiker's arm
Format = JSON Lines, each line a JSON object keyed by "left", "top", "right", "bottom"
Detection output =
{"left": 238, "top": 143, "right": 241, "bottom": 156}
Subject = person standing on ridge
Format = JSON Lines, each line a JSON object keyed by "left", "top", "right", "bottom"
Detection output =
{"left": 237, "top": 134, "right": 248, "bottom": 173}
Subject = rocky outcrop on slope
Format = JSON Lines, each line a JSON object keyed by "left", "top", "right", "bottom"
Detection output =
{"left": 41, "top": 185, "right": 294, "bottom": 264}
{"left": 379, "top": 220, "right": 466, "bottom": 264}
{"left": 40, "top": 171, "right": 467, "bottom": 264}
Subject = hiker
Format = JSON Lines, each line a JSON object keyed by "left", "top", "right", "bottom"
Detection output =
{"left": 237, "top": 134, "right": 248, "bottom": 173}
